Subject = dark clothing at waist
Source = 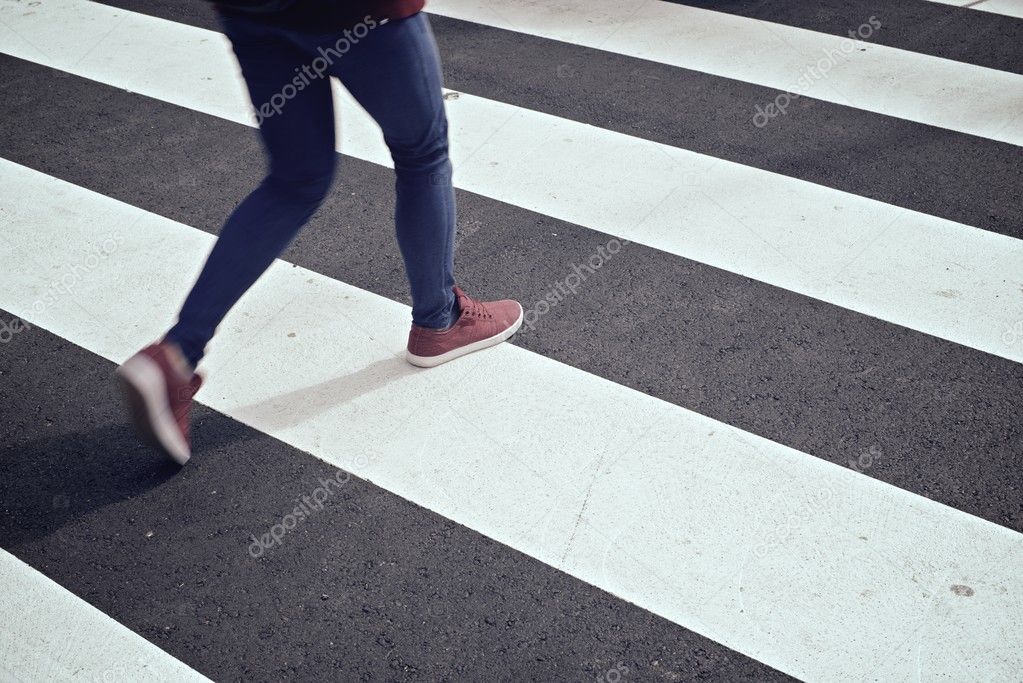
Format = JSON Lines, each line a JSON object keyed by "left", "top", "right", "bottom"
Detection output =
{"left": 215, "top": 0, "right": 426, "bottom": 32}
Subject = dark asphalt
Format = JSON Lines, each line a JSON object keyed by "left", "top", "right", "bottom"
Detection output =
{"left": 1, "top": 53, "right": 1020, "bottom": 531}
{"left": 668, "top": 0, "right": 1023, "bottom": 75}
{"left": 0, "top": 318, "right": 793, "bottom": 682}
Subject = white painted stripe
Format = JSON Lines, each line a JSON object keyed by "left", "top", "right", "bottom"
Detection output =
{"left": 426, "top": 0, "right": 1023, "bottom": 146}
{"left": 2, "top": 0, "right": 1021, "bottom": 364}
{"left": 927, "top": 0, "right": 1023, "bottom": 20}
{"left": 968, "top": 0, "right": 1023, "bottom": 19}
{"left": 0, "top": 548, "right": 210, "bottom": 681}
{"left": 2, "top": 159, "right": 1021, "bottom": 682}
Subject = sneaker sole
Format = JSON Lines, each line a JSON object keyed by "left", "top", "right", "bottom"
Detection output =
{"left": 116, "top": 355, "right": 191, "bottom": 465}
{"left": 406, "top": 304, "right": 524, "bottom": 368}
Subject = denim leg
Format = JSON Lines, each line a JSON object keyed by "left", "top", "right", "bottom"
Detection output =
{"left": 328, "top": 13, "right": 457, "bottom": 329}
{"left": 165, "top": 16, "right": 337, "bottom": 367}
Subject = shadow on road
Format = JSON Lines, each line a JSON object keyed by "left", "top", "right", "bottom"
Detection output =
{"left": 231, "top": 355, "right": 419, "bottom": 431}
{"left": 0, "top": 412, "right": 248, "bottom": 548}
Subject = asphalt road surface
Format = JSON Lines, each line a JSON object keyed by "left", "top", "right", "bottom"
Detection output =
{"left": 1, "top": 0, "right": 1021, "bottom": 680}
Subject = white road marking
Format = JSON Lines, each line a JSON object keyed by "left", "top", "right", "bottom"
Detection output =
{"left": 1, "top": 159, "right": 1020, "bottom": 682}
{"left": 0, "top": 548, "right": 210, "bottom": 681}
{"left": 926, "top": 0, "right": 1023, "bottom": 19}
{"left": 427, "top": 0, "right": 1023, "bottom": 145}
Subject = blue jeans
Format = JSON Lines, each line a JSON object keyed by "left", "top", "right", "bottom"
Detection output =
{"left": 165, "top": 11, "right": 457, "bottom": 367}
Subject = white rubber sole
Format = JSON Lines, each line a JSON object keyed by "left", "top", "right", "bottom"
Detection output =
{"left": 116, "top": 354, "right": 191, "bottom": 465}
{"left": 406, "top": 305, "right": 524, "bottom": 368}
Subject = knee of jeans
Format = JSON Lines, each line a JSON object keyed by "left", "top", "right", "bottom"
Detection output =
{"left": 265, "top": 167, "right": 334, "bottom": 206}
{"left": 389, "top": 130, "right": 450, "bottom": 179}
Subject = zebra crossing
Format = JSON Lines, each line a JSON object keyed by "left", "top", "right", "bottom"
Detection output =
{"left": 5, "top": 0, "right": 1023, "bottom": 360}
{"left": 927, "top": 0, "right": 1023, "bottom": 19}
{"left": 1, "top": 0, "right": 1021, "bottom": 680}
{"left": 0, "top": 549, "right": 210, "bottom": 681}
{"left": 425, "top": 0, "right": 1023, "bottom": 143}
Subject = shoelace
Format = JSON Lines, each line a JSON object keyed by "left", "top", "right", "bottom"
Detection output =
{"left": 458, "top": 293, "right": 494, "bottom": 320}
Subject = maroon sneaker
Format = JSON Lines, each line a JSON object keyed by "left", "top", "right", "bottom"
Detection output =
{"left": 116, "top": 342, "right": 202, "bottom": 465}
{"left": 406, "top": 286, "right": 523, "bottom": 368}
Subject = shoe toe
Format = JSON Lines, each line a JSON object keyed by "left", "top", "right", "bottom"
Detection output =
{"left": 494, "top": 299, "right": 523, "bottom": 328}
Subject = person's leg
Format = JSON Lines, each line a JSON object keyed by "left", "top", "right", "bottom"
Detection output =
{"left": 163, "top": 14, "right": 337, "bottom": 368}
{"left": 325, "top": 13, "right": 457, "bottom": 330}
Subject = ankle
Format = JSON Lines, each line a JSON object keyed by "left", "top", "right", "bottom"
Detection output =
{"left": 162, "top": 340, "right": 195, "bottom": 379}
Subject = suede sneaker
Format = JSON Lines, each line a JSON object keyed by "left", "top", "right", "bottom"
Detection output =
{"left": 406, "top": 286, "right": 523, "bottom": 367}
{"left": 116, "top": 342, "right": 202, "bottom": 465}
